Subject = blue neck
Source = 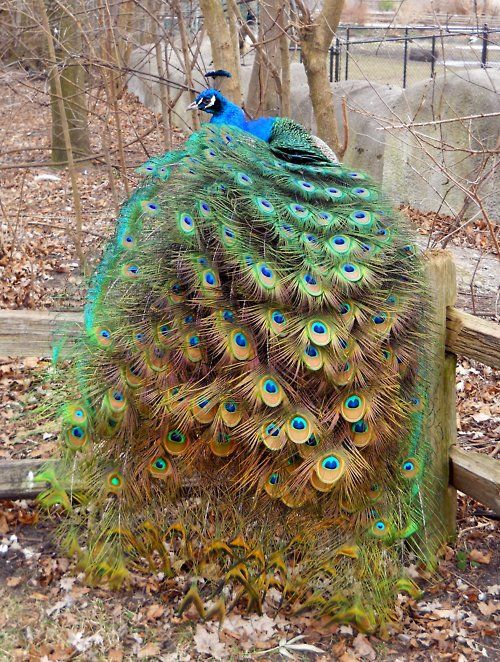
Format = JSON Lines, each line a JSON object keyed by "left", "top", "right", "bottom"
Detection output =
{"left": 209, "top": 101, "right": 276, "bottom": 143}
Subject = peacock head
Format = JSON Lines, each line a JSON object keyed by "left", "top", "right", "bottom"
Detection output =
{"left": 187, "top": 88, "right": 227, "bottom": 116}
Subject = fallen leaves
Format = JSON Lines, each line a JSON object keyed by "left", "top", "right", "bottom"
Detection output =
{"left": 137, "top": 642, "right": 161, "bottom": 659}
{"left": 193, "top": 624, "right": 228, "bottom": 660}
{"left": 469, "top": 549, "right": 492, "bottom": 564}
{"left": 352, "top": 634, "right": 376, "bottom": 659}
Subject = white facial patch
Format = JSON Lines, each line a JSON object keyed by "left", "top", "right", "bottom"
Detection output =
{"left": 205, "top": 95, "right": 217, "bottom": 108}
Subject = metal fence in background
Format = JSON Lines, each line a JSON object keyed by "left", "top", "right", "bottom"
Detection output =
{"left": 294, "top": 25, "right": 500, "bottom": 88}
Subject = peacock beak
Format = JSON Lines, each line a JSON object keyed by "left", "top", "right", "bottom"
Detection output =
{"left": 186, "top": 99, "right": 200, "bottom": 110}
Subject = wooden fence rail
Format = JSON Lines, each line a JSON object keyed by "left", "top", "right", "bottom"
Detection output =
{"left": 1, "top": 449, "right": 498, "bottom": 513}
{"left": 0, "top": 251, "right": 499, "bottom": 524}
{"left": 1, "top": 305, "right": 498, "bottom": 366}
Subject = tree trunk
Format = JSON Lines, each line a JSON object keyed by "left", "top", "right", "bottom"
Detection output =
{"left": 279, "top": 2, "right": 291, "bottom": 118}
{"left": 246, "top": 0, "right": 282, "bottom": 117}
{"left": 48, "top": 0, "right": 90, "bottom": 164}
{"left": 298, "top": 0, "right": 345, "bottom": 151}
{"left": 199, "top": 0, "right": 242, "bottom": 104}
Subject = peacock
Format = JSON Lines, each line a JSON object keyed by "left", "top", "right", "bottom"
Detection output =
{"left": 38, "top": 70, "right": 443, "bottom": 632}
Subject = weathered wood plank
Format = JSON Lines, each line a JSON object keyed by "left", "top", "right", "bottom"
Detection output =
{"left": 450, "top": 446, "right": 500, "bottom": 515}
{"left": 424, "top": 250, "right": 457, "bottom": 545}
{"left": 0, "top": 459, "right": 54, "bottom": 500}
{"left": 1, "top": 451, "right": 498, "bottom": 512}
{"left": 446, "top": 308, "right": 500, "bottom": 369}
{"left": 0, "top": 310, "right": 82, "bottom": 357}
{"left": 2, "top": 307, "right": 499, "bottom": 366}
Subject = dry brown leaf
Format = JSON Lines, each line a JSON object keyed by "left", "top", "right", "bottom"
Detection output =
{"left": 352, "top": 633, "right": 376, "bottom": 660}
{"left": 469, "top": 549, "right": 491, "bottom": 564}
{"left": 108, "top": 649, "right": 124, "bottom": 662}
{"left": 339, "top": 651, "right": 360, "bottom": 662}
{"left": 0, "top": 512, "right": 9, "bottom": 534}
{"left": 146, "top": 603, "right": 164, "bottom": 621}
{"left": 478, "top": 601, "right": 499, "bottom": 616}
{"left": 137, "top": 642, "right": 161, "bottom": 659}
{"left": 194, "top": 623, "right": 227, "bottom": 660}
{"left": 6, "top": 576, "right": 23, "bottom": 587}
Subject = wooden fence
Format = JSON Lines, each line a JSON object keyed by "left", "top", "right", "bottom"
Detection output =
{"left": 0, "top": 251, "right": 499, "bottom": 524}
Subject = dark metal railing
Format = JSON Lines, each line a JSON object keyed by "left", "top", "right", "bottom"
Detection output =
{"left": 290, "top": 24, "right": 499, "bottom": 88}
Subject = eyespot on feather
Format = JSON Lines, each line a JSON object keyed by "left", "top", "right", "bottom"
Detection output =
{"left": 350, "top": 419, "right": 372, "bottom": 447}
{"left": 258, "top": 376, "right": 284, "bottom": 408}
{"left": 192, "top": 397, "right": 218, "bottom": 423}
{"left": 298, "top": 433, "right": 320, "bottom": 458}
{"left": 123, "top": 364, "right": 143, "bottom": 388}
{"left": 106, "top": 471, "right": 124, "bottom": 494}
{"left": 260, "top": 422, "right": 287, "bottom": 451}
{"left": 288, "top": 203, "right": 310, "bottom": 221}
{"left": 349, "top": 210, "right": 374, "bottom": 228}
{"left": 64, "top": 424, "right": 89, "bottom": 450}
{"left": 255, "top": 197, "right": 275, "bottom": 215}
{"left": 285, "top": 414, "right": 312, "bottom": 444}
{"left": 314, "top": 453, "right": 345, "bottom": 485}
{"left": 220, "top": 400, "right": 242, "bottom": 427}
{"left": 184, "top": 334, "right": 202, "bottom": 362}
{"left": 299, "top": 272, "right": 323, "bottom": 297}
{"left": 163, "top": 429, "right": 189, "bottom": 455}
{"left": 369, "top": 518, "right": 392, "bottom": 540}
{"left": 341, "top": 394, "right": 366, "bottom": 422}
{"left": 221, "top": 225, "right": 237, "bottom": 247}
{"left": 350, "top": 187, "right": 378, "bottom": 201}
{"left": 177, "top": 212, "right": 196, "bottom": 236}
{"left": 370, "top": 311, "right": 393, "bottom": 334}
{"left": 301, "top": 344, "right": 324, "bottom": 371}
{"left": 338, "top": 262, "right": 363, "bottom": 283}
{"left": 149, "top": 456, "right": 173, "bottom": 479}
{"left": 268, "top": 309, "right": 287, "bottom": 335}
{"left": 408, "top": 395, "right": 424, "bottom": 413}
{"left": 210, "top": 432, "right": 236, "bottom": 457}
{"left": 147, "top": 344, "right": 169, "bottom": 371}
{"left": 94, "top": 327, "right": 113, "bottom": 348}
{"left": 63, "top": 402, "right": 88, "bottom": 426}
{"left": 326, "top": 235, "right": 352, "bottom": 256}
{"left": 324, "top": 186, "right": 346, "bottom": 200}
{"left": 121, "top": 234, "right": 135, "bottom": 249}
{"left": 301, "top": 232, "right": 321, "bottom": 251}
{"left": 306, "top": 319, "right": 332, "bottom": 346}
{"left": 104, "top": 388, "right": 127, "bottom": 415}
{"left": 156, "top": 321, "right": 173, "bottom": 345}
{"left": 276, "top": 222, "right": 296, "bottom": 239}
{"left": 264, "top": 471, "right": 283, "bottom": 498}
{"left": 133, "top": 330, "right": 148, "bottom": 350}
{"left": 314, "top": 210, "right": 334, "bottom": 227}
{"left": 200, "top": 269, "right": 221, "bottom": 293}
{"left": 253, "top": 262, "right": 277, "bottom": 290}
{"left": 400, "top": 457, "right": 420, "bottom": 479}
{"left": 141, "top": 200, "right": 161, "bottom": 215}
{"left": 228, "top": 328, "right": 255, "bottom": 361}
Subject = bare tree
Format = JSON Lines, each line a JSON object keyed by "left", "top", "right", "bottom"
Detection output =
{"left": 45, "top": 0, "right": 91, "bottom": 164}
{"left": 246, "top": 0, "right": 283, "bottom": 116}
{"left": 198, "top": 0, "right": 242, "bottom": 103}
{"left": 295, "top": 0, "right": 345, "bottom": 152}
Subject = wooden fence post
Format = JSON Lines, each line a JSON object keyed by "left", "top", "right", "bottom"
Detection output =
{"left": 424, "top": 250, "right": 458, "bottom": 553}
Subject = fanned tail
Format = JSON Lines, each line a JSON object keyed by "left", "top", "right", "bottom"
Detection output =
{"left": 38, "top": 122, "right": 443, "bottom": 631}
